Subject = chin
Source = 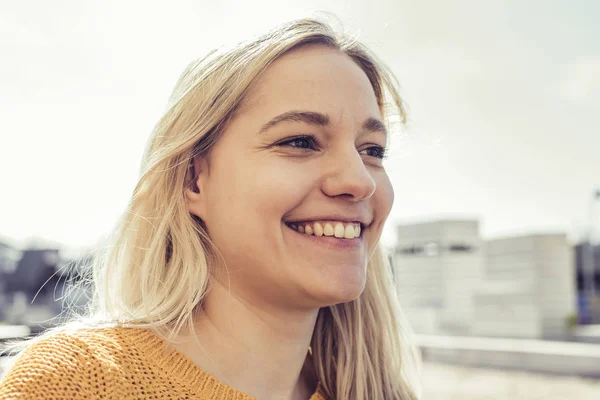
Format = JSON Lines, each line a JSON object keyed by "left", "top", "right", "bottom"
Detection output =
{"left": 309, "top": 269, "right": 367, "bottom": 306}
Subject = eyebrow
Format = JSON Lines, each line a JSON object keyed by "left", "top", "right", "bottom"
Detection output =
{"left": 259, "top": 110, "right": 387, "bottom": 136}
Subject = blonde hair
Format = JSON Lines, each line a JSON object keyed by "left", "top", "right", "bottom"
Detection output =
{"left": 9, "top": 18, "right": 421, "bottom": 399}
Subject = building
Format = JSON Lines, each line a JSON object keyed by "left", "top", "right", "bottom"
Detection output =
{"left": 0, "top": 240, "right": 21, "bottom": 275}
{"left": 473, "top": 234, "right": 577, "bottom": 339}
{"left": 2, "top": 248, "right": 63, "bottom": 326}
{"left": 572, "top": 243, "right": 600, "bottom": 294}
{"left": 4, "top": 248, "right": 60, "bottom": 294}
{"left": 393, "top": 219, "right": 484, "bottom": 335}
{"left": 392, "top": 218, "right": 578, "bottom": 339}
{"left": 471, "top": 281, "right": 542, "bottom": 338}
{"left": 0, "top": 240, "right": 21, "bottom": 321}
{"left": 572, "top": 243, "right": 600, "bottom": 324}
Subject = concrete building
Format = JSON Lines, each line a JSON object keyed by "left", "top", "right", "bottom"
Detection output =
{"left": 392, "top": 217, "right": 578, "bottom": 339}
{"left": 393, "top": 219, "right": 484, "bottom": 335}
{"left": 474, "top": 234, "right": 577, "bottom": 339}
{"left": 471, "top": 282, "right": 542, "bottom": 338}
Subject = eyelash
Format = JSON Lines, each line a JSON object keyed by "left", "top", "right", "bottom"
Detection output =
{"left": 276, "top": 135, "right": 387, "bottom": 159}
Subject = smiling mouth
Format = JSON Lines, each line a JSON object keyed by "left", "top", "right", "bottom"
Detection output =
{"left": 285, "top": 220, "right": 362, "bottom": 239}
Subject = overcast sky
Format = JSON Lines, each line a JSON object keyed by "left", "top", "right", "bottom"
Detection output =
{"left": 1, "top": 0, "right": 599, "bottom": 249}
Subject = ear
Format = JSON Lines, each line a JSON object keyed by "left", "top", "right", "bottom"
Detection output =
{"left": 185, "top": 156, "right": 208, "bottom": 220}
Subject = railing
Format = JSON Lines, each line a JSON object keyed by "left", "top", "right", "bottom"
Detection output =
{"left": 0, "top": 325, "right": 31, "bottom": 356}
{"left": 416, "top": 334, "right": 600, "bottom": 378}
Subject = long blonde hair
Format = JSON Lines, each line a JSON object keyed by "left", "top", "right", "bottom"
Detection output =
{"left": 11, "top": 18, "right": 421, "bottom": 399}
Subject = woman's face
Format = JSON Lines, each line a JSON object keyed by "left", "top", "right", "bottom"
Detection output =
{"left": 187, "top": 45, "right": 394, "bottom": 310}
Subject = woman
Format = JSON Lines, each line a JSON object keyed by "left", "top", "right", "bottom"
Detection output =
{"left": 0, "top": 18, "right": 420, "bottom": 399}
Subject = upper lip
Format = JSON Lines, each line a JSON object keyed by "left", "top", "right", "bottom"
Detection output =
{"left": 284, "top": 214, "right": 372, "bottom": 227}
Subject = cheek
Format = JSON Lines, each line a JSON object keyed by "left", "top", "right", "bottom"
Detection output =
{"left": 374, "top": 172, "right": 394, "bottom": 220}
{"left": 250, "top": 161, "right": 316, "bottom": 219}
{"left": 208, "top": 157, "right": 315, "bottom": 230}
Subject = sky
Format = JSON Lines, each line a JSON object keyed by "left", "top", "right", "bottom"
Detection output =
{"left": 1, "top": 0, "right": 599, "bottom": 250}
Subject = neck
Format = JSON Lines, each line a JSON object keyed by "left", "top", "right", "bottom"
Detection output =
{"left": 171, "top": 279, "right": 320, "bottom": 400}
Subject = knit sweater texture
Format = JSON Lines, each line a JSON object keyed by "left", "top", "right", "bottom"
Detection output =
{"left": 0, "top": 326, "right": 328, "bottom": 400}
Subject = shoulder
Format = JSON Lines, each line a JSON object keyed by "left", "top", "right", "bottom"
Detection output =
{"left": 0, "top": 324, "right": 130, "bottom": 399}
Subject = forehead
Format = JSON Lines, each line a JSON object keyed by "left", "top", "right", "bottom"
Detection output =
{"left": 240, "top": 45, "right": 382, "bottom": 123}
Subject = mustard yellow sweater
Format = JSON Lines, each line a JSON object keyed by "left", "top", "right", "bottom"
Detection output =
{"left": 0, "top": 326, "right": 327, "bottom": 400}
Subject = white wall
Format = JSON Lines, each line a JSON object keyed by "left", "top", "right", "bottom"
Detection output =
{"left": 394, "top": 219, "right": 484, "bottom": 335}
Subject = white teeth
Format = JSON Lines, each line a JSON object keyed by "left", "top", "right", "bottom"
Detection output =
{"left": 289, "top": 221, "right": 362, "bottom": 239}
{"left": 334, "top": 223, "right": 345, "bottom": 238}
{"left": 344, "top": 224, "right": 355, "bottom": 239}
{"left": 313, "top": 222, "right": 324, "bottom": 236}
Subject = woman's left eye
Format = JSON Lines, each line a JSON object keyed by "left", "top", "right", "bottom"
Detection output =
{"left": 360, "top": 145, "right": 387, "bottom": 159}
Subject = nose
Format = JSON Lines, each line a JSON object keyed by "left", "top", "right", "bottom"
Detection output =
{"left": 321, "top": 147, "right": 376, "bottom": 201}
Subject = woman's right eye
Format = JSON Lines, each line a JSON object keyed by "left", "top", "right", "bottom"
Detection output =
{"left": 276, "top": 135, "right": 319, "bottom": 151}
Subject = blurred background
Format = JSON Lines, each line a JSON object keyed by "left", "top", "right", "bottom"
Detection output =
{"left": 1, "top": 0, "right": 600, "bottom": 398}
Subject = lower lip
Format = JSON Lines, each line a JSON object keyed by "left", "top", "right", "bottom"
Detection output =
{"left": 285, "top": 224, "right": 363, "bottom": 250}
